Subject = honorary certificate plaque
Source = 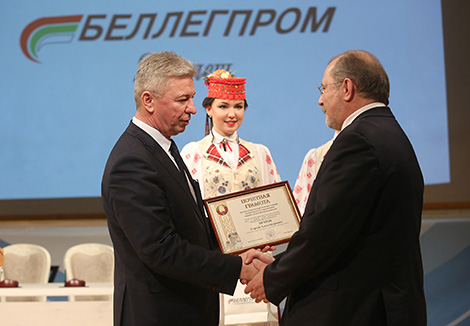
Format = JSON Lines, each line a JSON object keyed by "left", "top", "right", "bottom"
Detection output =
{"left": 204, "top": 181, "right": 301, "bottom": 255}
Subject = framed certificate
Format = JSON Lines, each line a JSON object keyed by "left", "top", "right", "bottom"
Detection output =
{"left": 204, "top": 181, "right": 301, "bottom": 255}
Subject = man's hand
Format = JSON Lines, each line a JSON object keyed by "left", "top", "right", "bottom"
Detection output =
{"left": 243, "top": 248, "right": 275, "bottom": 266}
{"left": 238, "top": 248, "right": 275, "bottom": 303}
{"left": 239, "top": 249, "right": 275, "bottom": 283}
{"left": 244, "top": 263, "right": 269, "bottom": 303}
{"left": 239, "top": 250, "right": 266, "bottom": 281}
{"left": 260, "top": 245, "right": 277, "bottom": 253}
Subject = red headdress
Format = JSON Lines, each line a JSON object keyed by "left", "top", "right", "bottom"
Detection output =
{"left": 204, "top": 69, "right": 246, "bottom": 100}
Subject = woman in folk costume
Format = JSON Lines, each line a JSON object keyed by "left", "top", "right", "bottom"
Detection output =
{"left": 181, "top": 69, "right": 280, "bottom": 199}
{"left": 181, "top": 69, "right": 280, "bottom": 326}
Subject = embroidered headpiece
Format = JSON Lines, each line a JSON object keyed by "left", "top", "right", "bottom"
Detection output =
{"left": 204, "top": 69, "right": 246, "bottom": 100}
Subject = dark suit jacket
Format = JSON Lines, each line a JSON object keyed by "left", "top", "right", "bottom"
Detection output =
{"left": 101, "top": 122, "right": 241, "bottom": 326}
{"left": 264, "top": 107, "right": 427, "bottom": 325}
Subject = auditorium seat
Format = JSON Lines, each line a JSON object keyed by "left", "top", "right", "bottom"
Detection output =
{"left": 1, "top": 243, "right": 51, "bottom": 302}
{"left": 63, "top": 243, "right": 114, "bottom": 301}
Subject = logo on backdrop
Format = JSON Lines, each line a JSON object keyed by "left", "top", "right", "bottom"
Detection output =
{"left": 20, "top": 15, "right": 84, "bottom": 63}
{"left": 20, "top": 8, "right": 335, "bottom": 63}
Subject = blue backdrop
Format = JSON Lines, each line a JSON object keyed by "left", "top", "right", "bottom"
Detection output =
{"left": 1, "top": 0, "right": 448, "bottom": 199}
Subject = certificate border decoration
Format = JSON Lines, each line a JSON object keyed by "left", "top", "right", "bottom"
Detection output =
{"left": 204, "top": 181, "right": 301, "bottom": 255}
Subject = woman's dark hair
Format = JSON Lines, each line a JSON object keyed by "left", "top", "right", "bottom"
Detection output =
{"left": 202, "top": 97, "right": 248, "bottom": 109}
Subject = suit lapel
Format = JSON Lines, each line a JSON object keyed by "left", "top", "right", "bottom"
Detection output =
{"left": 125, "top": 123, "right": 206, "bottom": 223}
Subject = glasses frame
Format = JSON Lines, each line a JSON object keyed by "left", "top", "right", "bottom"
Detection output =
{"left": 318, "top": 81, "right": 343, "bottom": 95}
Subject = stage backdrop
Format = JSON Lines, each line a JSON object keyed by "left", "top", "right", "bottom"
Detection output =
{"left": 1, "top": 0, "right": 448, "bottom": 200}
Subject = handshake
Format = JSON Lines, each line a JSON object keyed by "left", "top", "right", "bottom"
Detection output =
{"left": 238, "top": 246, "right": 276, "bottom": 303}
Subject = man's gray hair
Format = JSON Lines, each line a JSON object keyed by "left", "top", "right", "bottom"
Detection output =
{"left": 134, "top": 52, "right": 197, "bottom": 104}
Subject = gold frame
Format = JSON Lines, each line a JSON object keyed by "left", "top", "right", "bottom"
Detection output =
{"left": 204, "top": 181, "right": 301, "bottom": 255}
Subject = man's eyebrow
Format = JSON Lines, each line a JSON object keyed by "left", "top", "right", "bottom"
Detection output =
{"left": 179, "top": 91, "right": 196, "bottom": 97}
{"left": 174, "top": 92, "right": 195, "bottom": 100}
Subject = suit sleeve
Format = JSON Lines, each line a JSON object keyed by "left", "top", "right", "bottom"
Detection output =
{"left": 264, "top": 131, "right": 382, "bottom": 304}
{"left": 106, "top": 151, "right": 241, "bottom": 294}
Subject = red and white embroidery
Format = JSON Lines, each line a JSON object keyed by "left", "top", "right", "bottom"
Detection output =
{"left": 265, "top": 155, "right": 272, "bottom": 165}
{"left": 205, "top": 143, "right": 252, "bottom": 168}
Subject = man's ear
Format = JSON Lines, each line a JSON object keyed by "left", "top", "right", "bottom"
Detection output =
{"left": 141, "top": 91, "right": 155, "bottom": 113}
{"left": 342, "top": 78, "right": 355, "bottom": 102}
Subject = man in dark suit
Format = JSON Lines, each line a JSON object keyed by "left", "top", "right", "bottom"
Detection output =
{"left": 101, "top": 52, "right": 258, "bottom": 326}
{"left": 244, "top": 50, "right": 427, "bottom": 325}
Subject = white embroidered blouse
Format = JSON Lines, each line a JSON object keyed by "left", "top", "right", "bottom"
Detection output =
{"left": 181, "top": 131, "right": 281, "bottom": 199}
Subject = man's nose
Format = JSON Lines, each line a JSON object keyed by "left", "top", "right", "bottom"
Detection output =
{"left": 186, "top": 98, "right": 197, "bottom": 114}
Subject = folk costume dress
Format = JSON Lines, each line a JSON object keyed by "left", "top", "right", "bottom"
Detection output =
{"left": 292, "top": 134, "right": 336, "bottom": 215}
{"left": 181, "top": 130, "right": 281, "bottom": 326}
{"left": 181, "top": 130, "right": 280, "bottom": 199}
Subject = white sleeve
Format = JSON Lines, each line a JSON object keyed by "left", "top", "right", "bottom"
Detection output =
{"left": 292, "top": 148, "right": 318, "bottom": 215}
{"left": 253, "top": 144, "right": 281, "bottom": 185}
{"left": 181, "top": 142, "right": 205, "bottom": 198}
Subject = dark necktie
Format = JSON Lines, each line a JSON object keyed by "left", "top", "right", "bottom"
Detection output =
{"left": 169, "top": 139, "right": 189, "bottom": 181}
{"left": 169, "top": 140, "right": 209, "bottom": 225}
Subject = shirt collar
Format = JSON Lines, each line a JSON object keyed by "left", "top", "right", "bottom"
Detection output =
{"left": 132, "top": 116, "right": 172, "bottom": 152}
{"left": 211, "top": 129, "right": 239, "bottom": 144}
{"left": 341, "top": 102, "right": 386, "bottom": 131}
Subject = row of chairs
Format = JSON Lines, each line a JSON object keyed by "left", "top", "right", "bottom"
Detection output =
{"left": 1, "top": 243, "right": 114, "bottom": 302}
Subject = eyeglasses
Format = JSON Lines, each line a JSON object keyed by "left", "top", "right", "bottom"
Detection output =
{"left": 318, "top": 81, "right": 343, "bottom": 95}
